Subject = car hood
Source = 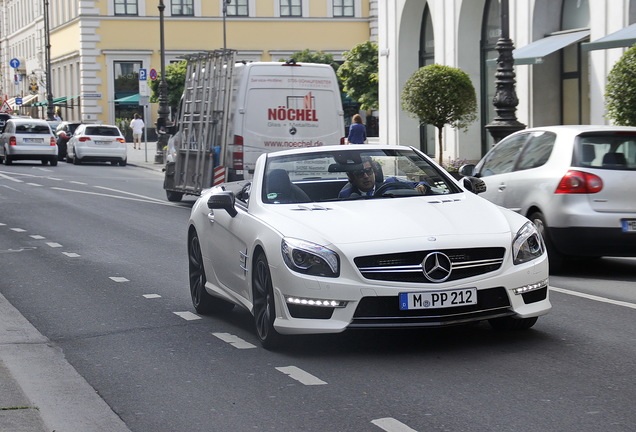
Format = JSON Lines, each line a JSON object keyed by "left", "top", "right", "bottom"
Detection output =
{"left": 258, "top": 194, "right": 520, "bottom": 250}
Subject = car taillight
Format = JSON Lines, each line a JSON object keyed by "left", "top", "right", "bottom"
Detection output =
{"left": 232, "top": 135, "right": 244, "bottom": 170}
{"left": 9, "top": 136, "right": 16, "bottom": 145}
{"left": 555, "top": 170, "right": 603, "bottom": 194}
{"left": 117, "top": 138, "right": 125, "bottom": 143}
{"left": 79, "top": 137, "right": 91, "bottom": 142}
{"left": 50, "top": 137, "right": 56, "bottom": 146}
{"left": 340, "top": 136, "right": 346, "bottom": 145}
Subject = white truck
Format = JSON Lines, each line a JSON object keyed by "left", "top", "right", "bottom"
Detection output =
{"left": 163, "top": 49, "right": 345, "bottom": 202}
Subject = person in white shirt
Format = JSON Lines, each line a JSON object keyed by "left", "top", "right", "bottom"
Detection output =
{"left": 130, "top": 113, "right": 145, "bottom": 149}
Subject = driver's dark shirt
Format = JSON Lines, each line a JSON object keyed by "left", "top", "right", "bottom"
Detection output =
{"left": 338, "top": 177, "right": 421, "bottom": 198}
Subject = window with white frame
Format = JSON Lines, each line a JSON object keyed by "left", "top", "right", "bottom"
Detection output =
{"left": 114, "top": 0, "right": 138, "bottom": 15}
{"left": 227, "top": 0, "right": 248, "bottom": 16}
{"left": 280, "top": 0, "right": 302, "bottom": 17}
{"left": 333, "top": 0, "right": 354, "bottom": 17}
{"left": 172, "top": 0, "right": 194, "bottom": 16}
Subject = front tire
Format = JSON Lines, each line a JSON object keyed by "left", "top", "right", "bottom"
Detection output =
{"left": 252, "top": 253, "right": 283, "bottom": 349}
{"left": 188, "top": 231, "right": 234, "bottom": 314}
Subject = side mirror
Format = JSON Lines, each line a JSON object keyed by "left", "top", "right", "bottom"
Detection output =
{"left": 207, "top": 191, "right": 237, "bottom": 217}
{"left": 458, "top": 164, "right": 476, "bottom": 177}
{"left": 462, "top": 176, "right": 487, "bottom": 194}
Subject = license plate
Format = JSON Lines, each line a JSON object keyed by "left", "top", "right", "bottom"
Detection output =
{"left": 622, "top": 219, "right": 636, "bottom": 232}
{"left": 94, "top": 140, "right": 110, "bottom": 145}
{"left": 399, "top": 288, "right": 477, "bottom": 310}
{"left": 23, "top": 138, "right": 43, "bottom": 144}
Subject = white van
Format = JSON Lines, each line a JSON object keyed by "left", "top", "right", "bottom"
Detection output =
{"left": 226, "top": 61, "right": 345, "bottom": 180}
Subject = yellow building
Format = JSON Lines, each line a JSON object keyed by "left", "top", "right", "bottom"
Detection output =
{"left": 0, "top": 0, "right": 374, "bottom": 131}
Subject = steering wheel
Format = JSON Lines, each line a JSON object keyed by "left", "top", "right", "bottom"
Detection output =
{"left": 374, "top": 182, "right": 414, "bottom": 196}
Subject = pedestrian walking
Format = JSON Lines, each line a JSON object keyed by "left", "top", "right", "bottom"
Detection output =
{"left": 130, "top": 113, "right": 145, "bottom": 150}
{"left": 347, "top": 114, "right": 367, "bottom": 144}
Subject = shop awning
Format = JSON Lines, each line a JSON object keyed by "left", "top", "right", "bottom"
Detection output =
{"left": 32, "top": 95, "right": 80, "bottom": 107}
{"left": 582, "top": 24, "right": 636, "bottom": 51}
{"left": 19, "top": 94, "right": 39, "bottom": 107}
{"left": 112, "top": 94, "right": 140, "bottom": 104}
{"left": 512, "top": 29, "right": 591, "bottom": 64}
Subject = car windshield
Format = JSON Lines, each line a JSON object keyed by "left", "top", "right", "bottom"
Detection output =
{"left": 574, "top": 132, "right": 636, "bottom": 170}
{"left": 15, "top": 123, "right": 51, "bottom": 134}
{"left": 85, "top": 126, "right": 119, "bottom": 136}
{"left": 262, "top": 147, "right": 461, "bottom": 204}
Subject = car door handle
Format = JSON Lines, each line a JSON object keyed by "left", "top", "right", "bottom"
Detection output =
{"left": 498, "top": 183, "right": 506, "bottom": 192}
{"left": 207, "top": 212, "right": 215, "bottom": 223}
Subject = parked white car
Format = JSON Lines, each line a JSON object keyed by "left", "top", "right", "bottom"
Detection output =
{"left": 0, "top": 118, "right": 57, "bottom": 166}
{"left": 188, "top": 145, "right": 551, "bottom": 348}
{"left": 460, "top": 125, "right": 636, "bottom": 271}
{"left": 67, "top": 124, "right": 127, "bottom": 166}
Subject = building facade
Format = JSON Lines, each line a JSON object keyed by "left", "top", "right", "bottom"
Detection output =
{"left": 0, "top": 0, "right": 375, "bottom": 127}
{"left": 379, "top": 0, "right": 636, "bottom": 163}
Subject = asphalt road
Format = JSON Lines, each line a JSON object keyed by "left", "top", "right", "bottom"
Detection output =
{"left": 1, "top": 161, "right": 635, "bottom": 432}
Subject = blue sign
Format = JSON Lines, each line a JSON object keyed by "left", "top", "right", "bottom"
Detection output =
{"left": 138, "top": 68, "right": 147, "bottom": 81}
{"left": 10, "top": 58, "right": 20, "bottom": 69}
{"left": 15, "top": 97, "right": 23, "bottom": 106}
{"left": 149, "top": 68, "right": 157, "bottom": 80}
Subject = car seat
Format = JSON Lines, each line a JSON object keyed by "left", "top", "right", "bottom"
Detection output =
{"left": 601, "top": 152, "right": 627, "bottom": 168}
{"left": 265, "top": 169, "right": 311, "bottom": 203}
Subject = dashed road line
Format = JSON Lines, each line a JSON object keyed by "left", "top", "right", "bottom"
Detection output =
{"left": 143, "top": 294, "right": 161, "bottom": 299}
{"left": 213, "top": 332, "right": 257, "bottom": 349}
{"left": 10, "top": 228, "right": 26, "bottom": 232}
{"left": 26, "top": 183, "right": 42, "bottom": 187}
{"left": 29, "top": 235, "right": 46, "bottom": 239}
{"left": 371, "top": 418, "right": 418, "bottom": 432}
{"left": 275, "top": 366, "right": 327, "bottom": 385}
{"left": 46, "top": 242, "right": 63, "bottom": 248}
{"left": 551, "top": 286, "right": 636, "bottom": 310}
{"left": 62, "top": 252, "right": 81, "bottom": 258}
{"left": 109, "top": 277, "right": 129, "bottom": 283}
{"left": 173, "top": 311, "right": 202, "bottom": 321}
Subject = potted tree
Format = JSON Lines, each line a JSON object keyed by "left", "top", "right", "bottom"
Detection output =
{"left": 401, "top": 64, "right": 477, "bottom": 167}
{"left": 606, "top": 44, "right": 636, "bottom": 125}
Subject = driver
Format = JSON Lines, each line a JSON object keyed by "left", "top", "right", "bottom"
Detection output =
{"left": 338, "top": 158, "right": 429, "bottom": 198}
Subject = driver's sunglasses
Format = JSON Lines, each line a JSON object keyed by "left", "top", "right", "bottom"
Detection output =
{"left": 352, "top": 167, "right": 374, "bottom": 178}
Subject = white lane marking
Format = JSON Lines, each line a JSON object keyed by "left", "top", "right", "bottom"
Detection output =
{"left": 0, "top": 173, "right": 24, "bottom": 182}
{"left": 47, "top": 177, "right": 63, "bottom": 181}
{"left": 173, "top": 311, "right": 202, "bottom": 321}
{"left": 213, "top": 332, "right": 257, "bottom": 349}
{"left": 551, "top": 286, "right": 636, "bottom": 311}
{"left": 0, "top": 223, "right": 5, "bottom": 226}
{"left": 29, "top": 235, "right": 45, "bottom": 239}
{"left": 94, "top": 186, "right": 167, "bottom": 203}
{"left": 1, "top": 185, "right": 19, "bottom": 191}
{"left": 143, "top": 294, "right": 161, "bottom": 299}
{"left": 46, "top": 242, "right": 63, "bottom": 248}
{"left": 109, "top": 277, "right": 129, "bottom": 283}
{"left": 275, "top": 366, "right": 327, "bottom": 386}
{"left": 371, "top": 418, "right": 418, "bottom": 432}
{"left": 62, "top": 252, "right": 80, "bottom": 258}
{"left": 26, "top": 183, "right": 43, "bottom": 187}
{"left": 51, "top": 187, "right": 184, "bottom": 207}
{"left": 69, "top": 181, "right": 87, "bottom": 185}
{"left": 10, "top": 228, "right": 26, "bottom": 232}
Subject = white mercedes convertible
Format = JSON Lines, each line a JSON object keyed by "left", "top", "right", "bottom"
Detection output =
{"left": 187, "top": 145, "right": 551, "bottom": 348}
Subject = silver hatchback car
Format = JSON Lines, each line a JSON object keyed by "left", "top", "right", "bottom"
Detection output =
{"left": 0, "top": 118, "right": 58, "bottom": 166}
{"left": 460, "top": 125, "right": 636, "bottom": 271}
{"left": 67, "top": 124, "right": 127, "bottom": 166}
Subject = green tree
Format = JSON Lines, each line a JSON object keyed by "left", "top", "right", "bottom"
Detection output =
{"left": 280, "top": 49, "right": 340, "bottom": 74}
{"left": 337, "top": 41, "right": 379, "bottom": 110}
{"left": 401, "top": 64, "right": 477, "bottom": 165}
{"left": 149, "top": 60, "right": 187, "bottom": 115}
{"left": 606, "top": 45, "right": 636, "bottom": 126}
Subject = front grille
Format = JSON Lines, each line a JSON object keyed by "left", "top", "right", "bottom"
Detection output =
{"left": 349, "top": 287, "right": 511, "bottom": 328}
{"left": 354, "top": 247, "right": 505, "bottom": 283}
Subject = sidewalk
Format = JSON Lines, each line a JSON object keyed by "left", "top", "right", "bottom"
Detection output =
{"left": 125, "top": 140, "right": 165, "bottom": 172}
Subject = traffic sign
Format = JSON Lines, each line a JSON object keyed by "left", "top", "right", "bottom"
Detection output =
{"left": 139, "top": 68, "right": 147, "bottom": 81}
{"left": 149, "top": 69, "right": 158, "bottom": 80}
{"left": 15, "top": 97, "right": 22, "bottom": 106}
{"left": 139, "top": 81, "right": 149, "bottom": 97}
{"left": 1, "top": 100, "right": 12, "bottom": 113}
{"left": 10, "top": 58, "right": 20, "bottom": 69}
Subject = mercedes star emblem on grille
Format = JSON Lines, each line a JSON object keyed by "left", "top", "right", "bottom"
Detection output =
{"left": 421, "top": 252, "right": 452, "bottom": 282}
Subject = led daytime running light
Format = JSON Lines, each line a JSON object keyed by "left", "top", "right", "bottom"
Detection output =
{"left": 286, "top": 296, "right": 347, "bottom": 308}
{"left": 513, "top": 279, "right": 549, "bottom": 295}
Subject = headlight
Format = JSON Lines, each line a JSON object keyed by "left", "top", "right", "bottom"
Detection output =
{"left": 281, "top": 238, "right": 339, "bottom": 277}
{"left": 512, "top": 221, "right": 545, "bottom": 265}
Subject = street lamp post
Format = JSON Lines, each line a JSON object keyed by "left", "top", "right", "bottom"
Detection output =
{"left": 43, "top": 0, "right": 54, "bottom": 120}
{"left": 155, "top": 0, "right": 169, "bottom": 164}
{"left": 485, "top": 0, "right": 525, "bottom": 144}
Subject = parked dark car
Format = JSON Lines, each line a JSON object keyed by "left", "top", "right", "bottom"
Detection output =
{"left": 0, "top": 113, "right": 13, "bottom": 131}
{"left": 55, "top": 121, "right": 82, "bottom": 160}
